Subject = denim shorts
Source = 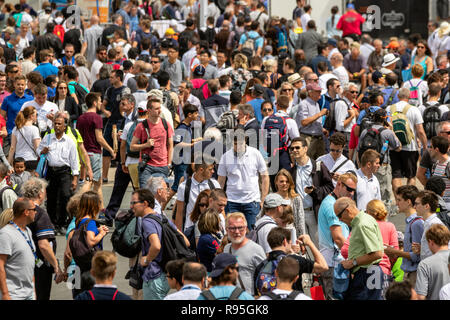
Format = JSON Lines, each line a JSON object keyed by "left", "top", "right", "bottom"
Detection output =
{"left": 88, "top": 153, "right": 102, "bottom": 182}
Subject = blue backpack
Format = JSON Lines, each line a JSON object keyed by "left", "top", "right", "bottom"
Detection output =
{"left": 254, "top": 253, "right": 286, "bottom": 296}
{"left": 264, "top": 115, "right": 289, "bottom": 157}
{"left": 277, "top": 29, "right": 288, "bottom": 53}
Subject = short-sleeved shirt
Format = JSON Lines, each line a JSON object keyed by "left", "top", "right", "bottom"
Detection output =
{"left": 217, "top": 146, "right": 267, "bottom": 203}
{"left": 415, "top": 250, "right": 450, "bottom": 300}
{"left": 344, "top": 54, "right": 365, "bottom": 74}
{"left": 336, "top": 11, "right": 365, "bottom": 36}
{"left": 133, "top": 118, "right": 174, "bottom": 167}
{"left": 20, "top": 100, "right": 58, "bottom": 133}
{"left": 318, "top": 195, "right": 350, "bottom": 267}
{"left": 141, "top": 213, "right": 178, "bottom": 281}
{"left": 173, "top": 122, "right": 191, "bottom": 161}
{"left": 76, "top": 218, "right": 101, "bottom": 249}
{"left": 239, "top": 31, "right": 264, "bottom": 50}
{"left": 316, "top": 154, "right": 356, "bottom": 187}
{"left": 0, "top": 224, "right": 36, "bottom": 300}
{"left": 28, "top": 206, "right": 56, "bottom": 263}
{"left": 76, "top": 112, "right": 103, "bottom": 154}
{"left": 254, "top": 215, "right": 278, "bottom": 253}
{"left": 1, "top": 92, "right": 34, "bottom": 134}
{"left": 296, "top": 97, "right": 323, "bottom": 136}
{"left": 11, "top": 125, "right": 40, "bottom": 161}
{"left": 420, "top": 214, "right": 447, "bottom": 260}
{"left": 104, "top": 85, "right": 131, "bottom": 121}
{"left": 348, "top": 211, "right": 384, "bottom": 273}
{"left": 401, "top": 213, "right": 424, "bottom": 273}
{"left": 33, "top": 62, "right": 59, "bottom": 80}
{"left": 355, "top": 169, "right": 381, "bottom": 211}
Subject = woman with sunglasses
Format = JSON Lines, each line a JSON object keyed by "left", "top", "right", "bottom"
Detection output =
{"left": 277, "top": 82, "right": 295, "bottom": 111}
{"left": 51, "top": 81, "right": 79, "bottom": 127}
{"left": 189, "top": 189, "right": 212, "bottom": 247}
{"left": 411, "top": 39, "right": 433, "bottom": 80}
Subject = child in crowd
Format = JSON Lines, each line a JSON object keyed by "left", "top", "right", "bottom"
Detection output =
{"left": 10, "top": 157, "right": 31, "bottom": 195}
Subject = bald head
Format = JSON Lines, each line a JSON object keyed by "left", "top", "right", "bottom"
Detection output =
{"left": 90, "top": 15, "right": 100, "bottom": 25}
{"left": 334, "top": 197, "right": 358, "bottom": 225}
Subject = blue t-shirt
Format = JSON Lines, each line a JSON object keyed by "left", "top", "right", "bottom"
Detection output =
{"left": 33, "top": 62, "right": 59, "bottom": 80}
{"left": 239, "top": 31, "right": 264, "bottom": 50}
{"left": 248, "top": 98, "right": 265, "bottom": 123}
{"left": 1, "top": 92, "right": 34, "bottom": 134}
{"left": 356, "top": 106, "right": 381, "bottom": 125}
{"left": 318, "top": 195, "right": 349, "bottom": 251}
{"left": 381, "top": 87, "right": 400, "bottom": 108}
{"left": 197, "top": 285, "right": 254, "bottom": 300}
{"left": 141, "top": 213, "right": 177, "bottom": 281}
{"left": 77, "top": 218, "right": 102, "bottom": 250}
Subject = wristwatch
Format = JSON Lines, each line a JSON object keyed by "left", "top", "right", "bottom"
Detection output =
{"left": 352, "top": 259, "right": 358, "bottom": 267}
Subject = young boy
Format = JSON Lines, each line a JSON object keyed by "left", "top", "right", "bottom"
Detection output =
{"left": 75, "top": 251, "right": 132, "bottom": 300}
{"left": 10, "top": 157, "right": 31, "bottom": 196}
{"left": 258, "top": 256, "right": 312, "bottom": 300}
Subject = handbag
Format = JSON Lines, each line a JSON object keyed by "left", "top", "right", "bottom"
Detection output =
{"left": 36, "top": 134, "right": 51, "bottom": 178}
{"left": 125, "top": 255, "right": 143, "bottom": 290}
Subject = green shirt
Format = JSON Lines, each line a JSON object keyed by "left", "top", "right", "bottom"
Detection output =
{"left": 348, "top": 211, "right": 384, "bottom": 273}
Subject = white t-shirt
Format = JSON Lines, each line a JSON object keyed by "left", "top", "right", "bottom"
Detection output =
{"left": 21, "top": 100, "right": 58, "bottom": 133}
{"left": 120, "top": 119, "right": 145, "bottom": 165}
{"left": 402, "top": 79, "right": 429, "bottom": 107}
{"left": 217, "top": 146, "right": 268, "bottom": 203}
{"left": 440, "top": 283, "right": 450, "bottom": 300}
{"left": 319, "top": 73, "right": 338, "bottom": 95}
{"left": 258, "top": 289, "right": 312, "bottom": 300}
{"left": 386, "top": 101, "right": 424, "bottom": 151}
{"left": 332, "top": 66, "right": 349, "bottom": 87}
{"left": 12, "top": 125, "right": 40, "bottom": 161}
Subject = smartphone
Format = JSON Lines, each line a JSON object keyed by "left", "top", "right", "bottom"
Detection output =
{"left": 290, "top": 228, "right": 297, "bottom": 243}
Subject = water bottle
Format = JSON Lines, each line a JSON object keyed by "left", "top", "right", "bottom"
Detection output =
{"left": 381, "top": 140, "right": 389, "bottom": 154}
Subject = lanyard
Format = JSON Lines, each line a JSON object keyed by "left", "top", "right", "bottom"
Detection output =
{"left": 9, "top": 221, "right": 37, "bottom": 260}
{"left": 181, "top": 285, "right": 200, "bottom": 291}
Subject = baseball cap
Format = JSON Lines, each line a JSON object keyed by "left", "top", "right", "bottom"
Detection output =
{"left": 165, "top": 28, "right": 175, "bottom": 36}
{"left": 250, "top": 84, "right": 265, "bottom": 95}
{"left": 263, "top": 193, "right": 291, "bottom": 209}
{"left": 327, "top": 38, "right": 337, "bottom": 47}
{"left": 264, "top": 45, "right": 273, "bottom": 53}
{"left": 137, "top": 101, "right": 148, "bottom": 113}
{"left": 192, "top": 64, "right": 206, "bottom": 77}
{"left": 306, "top": 83, "right": 322, "bottom": 91}
{"left": 2, "top": 26, "right": 15, "bottom": 34}
{"left": 210, "top": 253, "right": 238, "bottom": 278}
{"left": 272, "top": 15, "right": 280, "bottom": 21}
{"left": 372, "top": 70, "right": 384, "bottom": 83}
{"left": 347, "top": 3, "right": 355, "bottom": 9}
{"left": 386, "top": 40, "right": 399, "bottom": 50}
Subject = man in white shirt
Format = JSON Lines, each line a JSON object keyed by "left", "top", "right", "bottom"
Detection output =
{"left": 318, "top": 62, "right": 338, "bottom": 94}
{"left": 386, "top": 88, "right": 428, "bottom": 193}
{"left": 37, "top": 113, "right": 79, "bottom": 232}
{"left": 317, "top": 132, "right": 356, "bottom": 187}
{"left": 331, "top": 52, "right": 349, "bottom": 87}
{"left": 21, "top": 84, "right": 58, "bottom": 134}
{"left": 218, "top": 127, "right": 270, "bottom": 230}
{"left": 182, "top": 37, "right": 199, "bottom": 73}
{"left": 355, "top": 149, "right": 381, "bottom": 211}
{"left": 90, "top": 46, "right": 108, "bottom": 85}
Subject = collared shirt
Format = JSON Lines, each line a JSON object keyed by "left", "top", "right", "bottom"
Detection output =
{"left": 204, "top": 64, "right": 218, "bottom": 80}
{"left": 182, "top": 47, "right": 197, "bottom": 72}
{"left": 295, "top": 159, "right": 314, "bottom": 209}
{"left": 296, "top": 97, "right": 323, "bottom": 136}
{"left": 334, "top": 97, "right": 355, "bottom": 133}
{"left": 1, "top": 92, "right": 34, "bottom": 134}
{"left": 164, "top": 284, "right": 202, "bottom": 300}
{"left": 420, "top": 214, "right": 448, "bottom": 261}
{"left": 401, "top": 213, "right": 424, "bottom": 272}
{"left": 37, "top": 133, "right": 79, "bottom": 175}
{"left": 348, "top": 211, "right": 384, "bottom": 273}
{"left": 21, "top": 100, "right": 58, "bottom": 133}
{"left": 316, "top": 153, "right": 356, "bottom": 187}
{"left": 217, "top": 146, "right": 267, "bottom": 203}
{"left": 355, "top": 168, "right": 381, "bottom": 211}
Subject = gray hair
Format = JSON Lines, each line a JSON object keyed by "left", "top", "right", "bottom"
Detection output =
{"left": 121, "top": 93, "right": 136, "bottom": 106}
{"left": 437, "top": 55, "right": 448, "bottom": 66}
{"left": 146, "top": 176, "right": 166, "bottom": 195}
{"left": 398, "top": 88, "right": 410, "bottom": 100}
{"left": 344, "top": 82, "right": 358, "bottom": 92}
{"left": 21, "top": 177, "right": 48, "bottom": 199}
{"left": 99, "top": 64, "right": 113, "bottom": 80}
{"left": 54, "top": 111, "right": 69, "bottom": 124}
{"left": 0, "top": 163, "right": 7, "bottom": 178}
{"left": 203, "top": 127, "right": 222, "bottom": 141}
{"left": 237, "top": 104, "right": 255, "bottom": 118}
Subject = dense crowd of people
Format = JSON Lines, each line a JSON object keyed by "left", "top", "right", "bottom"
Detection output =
{"left": 0, "top": 0, "right": 449, "bottom": 301}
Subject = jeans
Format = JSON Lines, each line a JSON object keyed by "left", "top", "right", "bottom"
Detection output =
{"left": 226, "top": 201, "right": 261, "bottom": 230}
{"left": 171, "top": 163, "right": 188, "bottom": 192}
{"left": 143, "top": 272, "right": 170, "bottom": 300}
{"left": 139, "top": 165, "right": 170, "bottom": 189}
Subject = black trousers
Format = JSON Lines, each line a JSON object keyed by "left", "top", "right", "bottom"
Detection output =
{"left": 46, "top": 166, "right": 73, "bottom": 228}
{"left": 35, "top": 264, "right": 54, "bottom": 300}
{"left": 105, "top": 163, "right": 131, "bottom": 222}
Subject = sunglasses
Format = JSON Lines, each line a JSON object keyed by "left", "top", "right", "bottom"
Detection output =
{"left": 336, "top": 204, "right": 349, "bottom": 219}
{"left": 198, "top": 203, "right": 208, "bottom": 208}
{"left": 342, "top": 182, "right": 356, "bottom": 193}
{"left": 330, "top": 148, "right": 342, "bottom": 153}
{"left": 440, "top": 131, "right": 450, "bottom": 135}
{"left": 11, "top": 70, "right": 18, "bottom": 73}
{"left": 27, "top": 207, "right": 37, "bottom": 212}
{"left": 282, "top": 88, "right": 293, "bottom": 92}
{"left": 151, "top": 61, "right": 159, "bottom": 64}
{"left": 290, "top": 146, "right": 302, "bottom": 151}
{"left": 417, "top": 46, "right": 425, "bottom": 49}
{"left": 130, "top": 200, "right": 144, "bottom": 205}
{"left": 262, "top": 108, "right": 273, "bottom": 112}
{"left": 350, "top": 90, "right": 358, "bottom": 94}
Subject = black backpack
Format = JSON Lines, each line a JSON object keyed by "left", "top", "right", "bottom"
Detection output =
{"left": 437, "top": 206, "right": 450, "bottom": 230}
{"left": 191, "top": 81, "right": 207, "bottom": 102}
{"left": 359, "top": 108, "right": 377, "bottom": 135}
{"left": 200, "top": 287, "right": 245, "bottom": 300}
{"left": 262, "top": 290, "right": 302, "bottom": 300}
{"left": 73, "top": 82, "right": 89, "bottom": 113}
{"left": 111, "top": 209, "right": 142, "bottom": 258}
{"left": 0, "top": 185, "right": 18, "bottom": 211}
{"left": 324, "top": 98, "right": 348, "bottom": 132}
{"left": 423, "top": 103, "right": 443, "bottom": 139}
{"left": 69, "top": 219, "right": 100, "bottom": 272}
{"left": 144, "top": 214, "right": 197, "bottom": 270}
{"left": 358, "top": 127, "right": 386, "bottom": 162}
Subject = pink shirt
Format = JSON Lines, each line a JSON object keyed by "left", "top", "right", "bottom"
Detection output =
{"left": 190, "top": 78, "right": 211, "bottom": 100}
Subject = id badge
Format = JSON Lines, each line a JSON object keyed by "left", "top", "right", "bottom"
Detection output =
{"left": 36, "top": 258, "right": 43, "bottom": 268}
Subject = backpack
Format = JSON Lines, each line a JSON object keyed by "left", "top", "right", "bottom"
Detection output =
{"left": 408, "top": 80, "right": 423, "bottom": 107}
{"left": 242, "top": 32, "right": 261, "bottom": 55}
{"left": 161, "top": 89, "right": 176, "bottom": 121}
{"left": 191, "top": 81, "right": 207, "bottom": 102}
{"left": 144, "top": 214, "right": 197, "bottom": 270}
{"left": 203, "top": 102, "right": 229, "bottom": 130}
{"left": 277, "top": 29, "right": 288, "bottom": 53}
{"left": 359, "top": 108, "right": 377, "bottom": 135}
{"left": 437, "top": 206, "right": 450, "bottom": 230}
{"left": 263, "top": 290, "right": 302, "bottom": 300}
{"left": 263, "top": 115, "right": 289, "bottom": 157}
{"left": 69, "top": 219, "right": 100, "bottom": 272}
{"left": 254, "top": 253, "right": 286, "bottom": 295}
{"left": 247, "top": 220, "right": 277, "bottom": 243}
{"left": 54, "top": 24, "right": 65, "bottom": 43}
{"left": 126, "top": 120, "right": 141, "bottom": 158}
{"left": 216, "top": 110, "right": 239, "bottom": 136}
{"left": 140, "top": 117, "right": 169, "bottom": 150}
{"left": 422, "top": 103, "right": 443, "bottom": 139}
{"left": 111, "top": 209, "right": 142, "bottom": 258}
{"left": 200, "top": 287, "right": 245, "bottom": 300}
{"left": 0, "top": 185, "right": 17, "bottom": 211}
{"left": 391, "top": 104, "right": 415, "bottom": 146}
{"left": 72, "top": 82, "right": 89, "bottom": 113}
{"left": 324, "top": 98, "right": 348, "bottom": 132}
{"left": 386, "top": 88, "right": 398, "bottom": 107}
{"left": 358, "top": 127, "right": 386, "bottom": 162}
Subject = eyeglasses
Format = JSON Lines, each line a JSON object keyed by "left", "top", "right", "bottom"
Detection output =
{"left": 227, "top": 226, "right": 246, "bottom": 232}
{"left": 336, "top": 204, "right": 349, "bottom": 219}
{"left": 290, "top": 146, "right": 302, "bottom": 150}
{"left": 440, "top": 131, "right": 450, "bottom": 135}
{"left": 282, "top": 88, "right": 293, "bottom": 92}
{"left": 11, "top": 70, "right": 18, "bottom": 73}
{"left": 417, "top": 46, "right": 425, "bottom": 49}
{"left": 262, "top": 108, "right": 273, "bottom": 112}
{"left": 330, "top": 148, "right": 343, "bottom": 153}
{"left": 342, "top": 182, "right": 356, "bottom": 193}
{"left": 350, "top": 90, "right": 358, "bottom": 94}
{"left": 130, "top": 200, "right": 144, "bottom": 205}
{"left": 27, "top": 207, "right": 37, "bottom": 212}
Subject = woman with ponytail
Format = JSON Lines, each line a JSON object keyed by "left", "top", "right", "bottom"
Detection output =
{"left": 8, "top": 106, "right": 41, "bottom": 171}
{"left": 326, "top": 6, "right": 342, "bottom": 39}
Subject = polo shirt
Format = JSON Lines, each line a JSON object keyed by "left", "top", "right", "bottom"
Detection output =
{"left": 348, "top": 211, "right": 384, "bottom": 273}
{"left": 355, "top": 168, "right": 381, "bottom": 211}
{"left": 316, "top": 153, "right": 356, "bottom": 186}
{"left": 33, "top": 62, "right": 59, "bottom": 80}
{"left": 296, "top": 97, "right": 323, "bottom": 136}
{"left": 1, "top": 92, "right": 34, "bottom": 134}
{"left": 248, "top": 98, "right": 264, "bottom": 123}
{"left": 217, "top": 146, "right": 267, "bottom": 203}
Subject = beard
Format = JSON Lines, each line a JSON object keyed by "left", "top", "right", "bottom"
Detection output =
{"left": 229, "top": 234, "right": 246, "bottom": 244}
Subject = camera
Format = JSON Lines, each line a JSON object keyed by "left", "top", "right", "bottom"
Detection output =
{"left": 139, "top": 153, "right": 150, "bottom": 172}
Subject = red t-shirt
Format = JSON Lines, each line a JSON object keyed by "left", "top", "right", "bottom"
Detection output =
{"left": 76, "top": 112, "right": 103, "bottom": 154}
{"left": 336, "top": 11, "right": 365, "bottom": 36}
{"left": 133, "top": 118, "right": 174, "bottom": 167}
{"left": 0, "top": 114, "right": 5, "bottom": 146}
